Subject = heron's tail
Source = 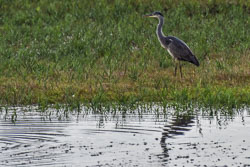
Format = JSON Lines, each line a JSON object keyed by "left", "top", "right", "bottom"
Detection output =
{"left": 191, "top": 55, "right": 199, "bottom": 66}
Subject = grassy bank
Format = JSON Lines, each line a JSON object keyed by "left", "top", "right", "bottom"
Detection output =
{"left": 0, "top": 0, "right": 249, "bottom": 109}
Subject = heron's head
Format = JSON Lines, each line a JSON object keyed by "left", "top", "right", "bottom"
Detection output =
{"left": 144, "top": 11, "right": 164, "bottom": 18}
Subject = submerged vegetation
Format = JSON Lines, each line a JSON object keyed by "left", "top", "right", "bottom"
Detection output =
{"left": 0, "top": 0, "right": 249, "bottom": 109}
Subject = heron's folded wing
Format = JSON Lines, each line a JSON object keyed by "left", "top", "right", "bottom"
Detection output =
{"left": 166, "top": 37, "right": 199, "bottom": 66}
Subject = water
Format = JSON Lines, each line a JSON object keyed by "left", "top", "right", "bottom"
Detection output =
{"left": 0, "top": 106, "right": 250, "bottom": 167}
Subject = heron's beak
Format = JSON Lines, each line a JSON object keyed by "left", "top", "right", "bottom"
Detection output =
{"left": 144, "top": 14, "right": 154, "bottom": 17}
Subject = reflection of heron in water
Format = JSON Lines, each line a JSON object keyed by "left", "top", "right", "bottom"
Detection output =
{"left": 160, "top": 113, "right": 195, "bottom": 158}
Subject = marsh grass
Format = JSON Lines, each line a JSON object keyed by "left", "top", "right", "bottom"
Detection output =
{"left": 0, "top": 0, "right": 249, "bottom": 109}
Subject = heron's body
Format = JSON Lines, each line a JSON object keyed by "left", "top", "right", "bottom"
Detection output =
{"left": 162, "top": 36, "right": 199, "bottom": 66}
{"left": 145, "top": 11, "right": 199, "bottom": 77}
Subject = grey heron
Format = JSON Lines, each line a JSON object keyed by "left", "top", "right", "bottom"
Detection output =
{"left": 144, "top": 11, "right": 199, "bottom": 78}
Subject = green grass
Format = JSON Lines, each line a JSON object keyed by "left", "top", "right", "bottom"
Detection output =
{"left": 0, "top": 0, "right": 249, "bottom": 109}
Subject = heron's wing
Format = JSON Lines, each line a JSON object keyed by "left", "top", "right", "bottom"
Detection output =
{"left": 166, "top": 36, "right": 199, "bottom": 66}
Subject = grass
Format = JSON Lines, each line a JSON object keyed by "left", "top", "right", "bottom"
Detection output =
{"left": 0, "top": 0, "right": 249, "bottom": 109}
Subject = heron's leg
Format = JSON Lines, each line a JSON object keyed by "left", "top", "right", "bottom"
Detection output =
{"left": 174, "top": 59, "right": 178, "bottom": 76}
{"left": 179, "top": 61, "right": 183, "bottom": 78}
{"left": 174, "top": 63, "right": 177, "bottom": 76}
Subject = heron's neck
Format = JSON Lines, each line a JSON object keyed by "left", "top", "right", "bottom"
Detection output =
{"left": 156, "top": 17, "right": 166, "bottom": 42}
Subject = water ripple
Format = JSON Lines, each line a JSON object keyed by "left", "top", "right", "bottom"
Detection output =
{"left": 0, "top": 107, "right": 249, "bottom": 167}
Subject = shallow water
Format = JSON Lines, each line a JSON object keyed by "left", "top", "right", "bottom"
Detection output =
{"left": 0, "top": 106, "right": 250, "bottom": 167}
